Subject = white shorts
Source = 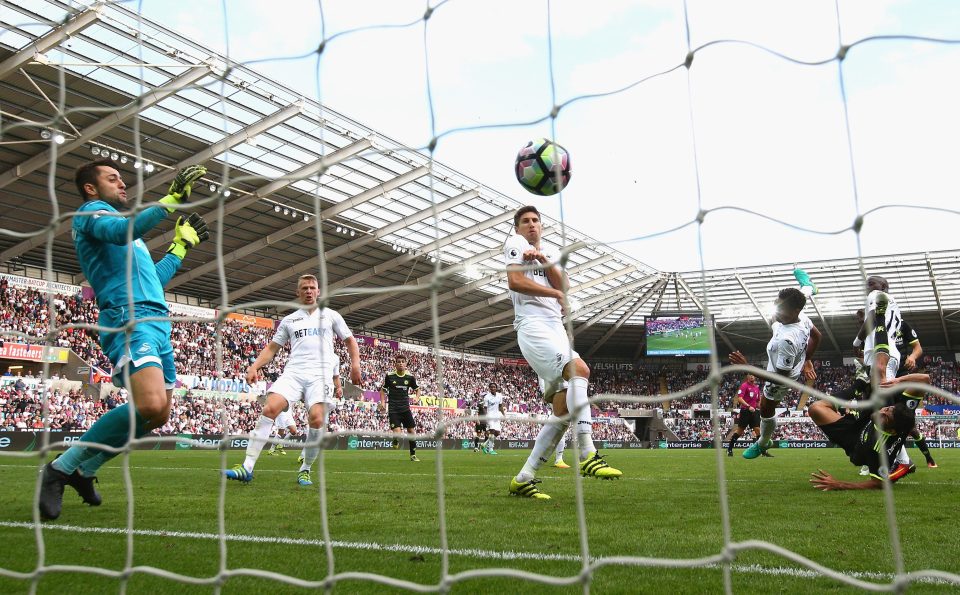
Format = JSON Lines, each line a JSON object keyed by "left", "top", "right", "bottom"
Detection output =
{"left": 275, "top": 409, "right": 296, "bottom": 430}
{"left": 487, "top": 419, "right": 502, "bottom": 433}
{"left": 517, "top": 318, "right": 579, "bottom": 400}
{"left": 269, "top": 369, "right": 336, "bottom": 410}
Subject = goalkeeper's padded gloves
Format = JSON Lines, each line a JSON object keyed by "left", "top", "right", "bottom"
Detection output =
{"left": 159, "top": 164, "right": 207, "bottom": 212}
{"left": 166, "top": 213, "right": 209, "bottom": 260}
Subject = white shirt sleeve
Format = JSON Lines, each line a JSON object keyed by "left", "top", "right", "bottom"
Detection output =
{"left": 774, "top": 337, "right": 802, "bottom": 371}
{"left": 330, "top": 310, "right": 353, "bottom": 341}
{"left": 503, "top": 235, "right": 529, "bottom": 266}
{"left": 271, "top": 318, "right": 290, "bottom": 347}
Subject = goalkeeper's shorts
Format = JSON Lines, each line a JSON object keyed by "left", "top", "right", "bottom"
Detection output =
{"left": 100, "top": 310, "right": 175, "bottom": 389}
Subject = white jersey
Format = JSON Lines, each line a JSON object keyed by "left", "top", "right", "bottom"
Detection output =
{"left": 503, "top": 234, "right": 562, "bottom": 325}
{"left": 766, "top": 312, "right": 813, "bottom": 380}
{"left": 271, "top": 307, "right": 352, "bottom": 374}
{"left": 864, "top": 290, "right": 902, "bottom": 368}
{"left": 482, "top": 391, "right": 504, "bottom": 421}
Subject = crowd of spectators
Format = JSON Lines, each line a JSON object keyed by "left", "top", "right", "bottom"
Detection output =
{"left": 2, "top": 284, "right": 959, "bottom": 443}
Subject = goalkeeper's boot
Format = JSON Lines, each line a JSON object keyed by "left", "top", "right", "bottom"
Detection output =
{"left": 509, "top": 477, "right": 550, "bottom": 500}
{"left": 552, "top": 459, "right": 570, "bottom": 469}
{"left": 410, "top": 454, "right": 420, "bottom": 462}
{"left": 38, "top": 462, "right": 70, "bottom": 520}
{"left": 224, "top": 464, "right": 253, "bottom": 483}
{"left": 580, "top": 452, "right": 622, "bottom": 479}
{"left": 297, "top": 470, "right": 313, "bottom": 487}
{"left": 66, "top": 471, "right": 101, "bottom": 506}
{"left": 742, "top": 440, "right": 769, "bottom": 460}
{"left": 56, "top": 455, "right": 100, "bottom": 506}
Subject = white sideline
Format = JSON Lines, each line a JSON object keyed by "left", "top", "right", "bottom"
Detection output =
{"left": 0, "top": 520, "right": 947, "bottom": 585}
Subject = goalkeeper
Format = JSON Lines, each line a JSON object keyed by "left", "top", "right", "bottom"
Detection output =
{"left": 38, "top": 159, "right": 209, "bottom": 520}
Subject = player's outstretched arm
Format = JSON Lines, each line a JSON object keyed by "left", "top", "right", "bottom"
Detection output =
{"left": 810, "top": 469, "right": 882, "bottom": 491}
{"left": 79, "top": 204, "right": 168, "bottom": 246}
{"left": 728, "top": 351, "right": 747, "bottom": 366}
{"left": 158, "top": 164, "right": 207, "bottom": 213}
{"left": 245, "top": 341, "right": 282, "bottom": 385}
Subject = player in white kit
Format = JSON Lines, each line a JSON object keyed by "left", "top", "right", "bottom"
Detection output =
{"left": 225, "top": 274, "right": 361, "bottom": 486}
{"left": 505, "top": 206, "right": 621, "bottom": 500}
{"left": 729, "top": 287, "right": 821, "bottom": 459}
{"left": 481, "top": 383, "right": 505, "bottom": 455}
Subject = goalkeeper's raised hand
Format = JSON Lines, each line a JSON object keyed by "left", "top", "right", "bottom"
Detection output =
{"left": 166, "top": 213, "right": 210, "bottom": 259}
{"left": 159, "top": 164, "right": 207, "bottom": 212}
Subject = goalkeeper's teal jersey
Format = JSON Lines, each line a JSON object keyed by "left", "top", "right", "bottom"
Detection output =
{"left": 71, "top": 200, "right": 181, "bottom": 313}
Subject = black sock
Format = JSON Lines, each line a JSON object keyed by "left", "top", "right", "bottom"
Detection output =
{"left": 409, "top": 437, "right": 416, "bottom": 456}
{"left": 728, "top": 433, "right": 740, "bottom": 452}
{"left": 916, "top": 436, "right": 932, "bottom": 459}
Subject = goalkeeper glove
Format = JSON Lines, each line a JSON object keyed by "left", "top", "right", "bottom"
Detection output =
{"left": 166, "top": 213, "right": 209, "bottom": 260}
{"left": 159, "top": 164, "right": 207, "bottom": 212}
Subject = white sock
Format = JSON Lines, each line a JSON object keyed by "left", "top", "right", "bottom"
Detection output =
{"left": 555, "top": 434, "right": 567, "bottom": 462}
{"left": 567, "top": 377, "right": 596, "bottom": 461}
{"left": 243, "top": 415, "right": 274, "bottom": 472}
{"left": 300, "top": 427, "right": 323, "bottom": 472}
{"left": 485, "top": 436, "right": 495, "bottom": 450}
{"left": 758, "top": 416, "right": 776, "bottom": 447}
{"left": 517, "top": 416, "right": 569, "bottom": 481}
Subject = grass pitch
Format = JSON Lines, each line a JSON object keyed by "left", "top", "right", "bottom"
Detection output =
{"left": 0, "top": 448, "right": 957, "bottom": 594}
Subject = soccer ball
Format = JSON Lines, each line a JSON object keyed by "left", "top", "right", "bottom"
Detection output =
{"left": 515, "top": 138, "right": 571, "bottom": 196}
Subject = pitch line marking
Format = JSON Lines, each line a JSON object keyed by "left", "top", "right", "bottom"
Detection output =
{"left": 0, "top": 520, "right": 949, "bottom": 586}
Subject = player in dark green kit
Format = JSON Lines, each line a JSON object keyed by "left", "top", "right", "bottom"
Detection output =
{"left": 380, "top": 354, "right": 420, "bottom": 461}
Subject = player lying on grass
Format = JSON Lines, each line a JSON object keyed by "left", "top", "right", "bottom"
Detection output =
{"left": 808, "top": 373, "right": 927, "bottom": 490}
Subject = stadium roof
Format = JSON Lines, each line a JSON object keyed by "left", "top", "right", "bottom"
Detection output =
{"left": 2, "top": 1, "right": 960, "bottom": 359}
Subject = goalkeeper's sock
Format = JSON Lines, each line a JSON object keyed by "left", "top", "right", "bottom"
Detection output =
{"left": 55, "top": 404, "right": 149, "bottom": 475}
{"left": 300, "top": 427, "right": 323, "bottom": 472}
{"left": 566, "top": 377, "right": 597, "bottom": 462}
{"left": 241, "top": 415, "right": 274, "bottom": 473}
{"left": 517, "top": 416, "right": 568, "bottom": 482}
{"left": 757, "top": 416, "right": 776, "bottom": 448}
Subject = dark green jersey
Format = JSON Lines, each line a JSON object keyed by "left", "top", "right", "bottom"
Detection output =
{"left": 382, "top": 372, "right": 418, "bottom": 409}
{"left": 848, "top": 416, "right": 908, "bottom": 479}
